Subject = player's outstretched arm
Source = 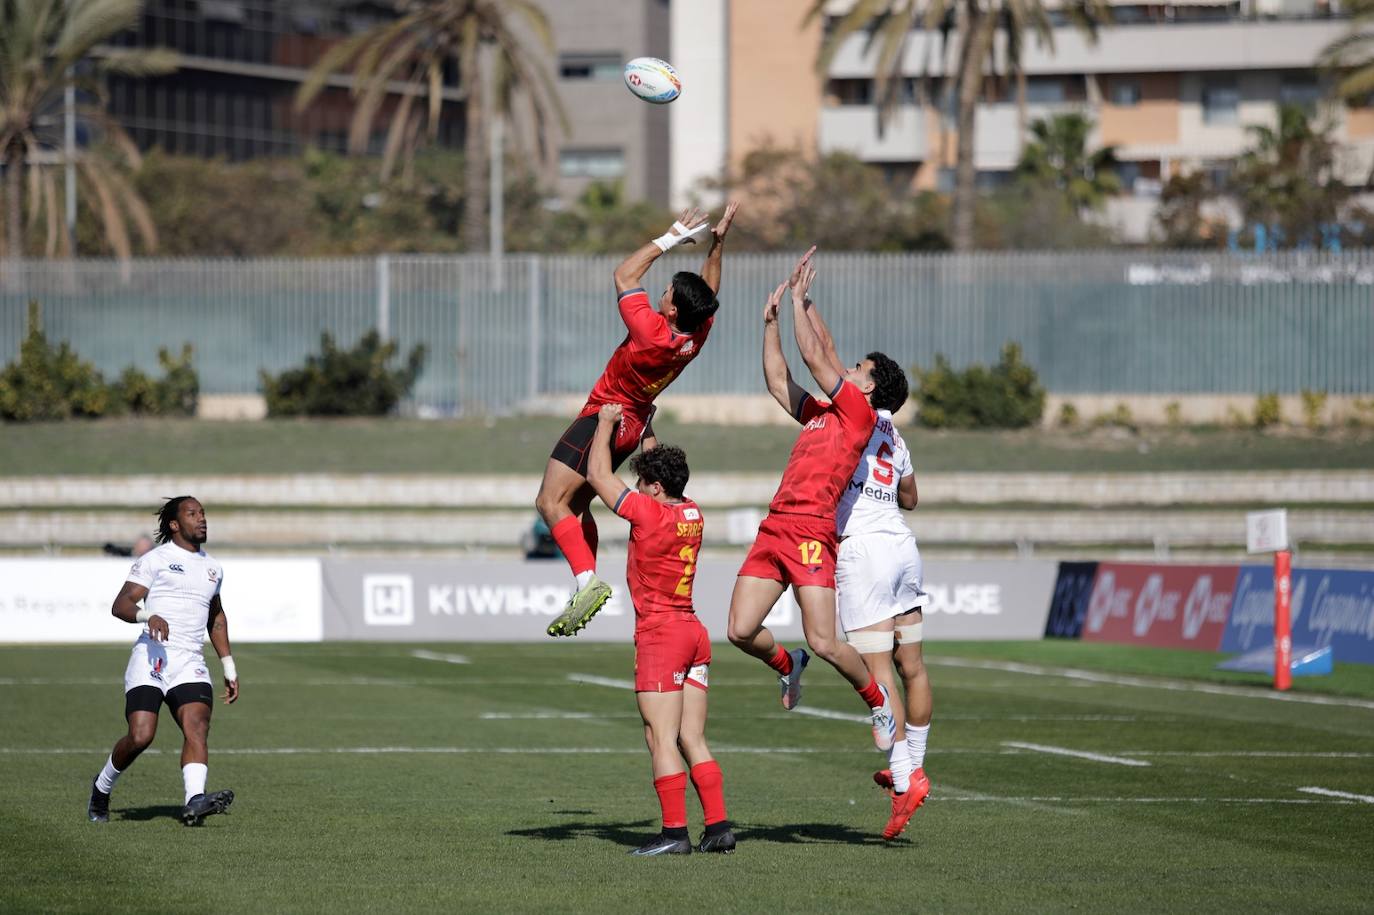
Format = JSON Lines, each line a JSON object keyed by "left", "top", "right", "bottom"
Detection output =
{"left": 790, "top": 255, "right": 844, "bottom": 395}
{"left": 207, "top": 595, "right": 238, "bottom": 704}
{"left": 613, "top": 207, "right": 711, "bottom": 294}
{"left": 699, "top": 201, "right": 739, "bottom": 295}
{"left": 803, "top": 295, "right": 845, "bottom": 378}
{"left": 762, "top": 282, "right": 808, "bottom": 416}
{"left": 587, "top": 404, "right": 631, "bottom": 510}
{"left": 111, "top": 580, "right": 167, "bottom": 641}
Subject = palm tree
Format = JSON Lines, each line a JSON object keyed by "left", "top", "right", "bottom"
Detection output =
{"left": 1229, "top": 104, "right": 1350, "bottom": 247}
{"left": 1320, "top": 0, "right": 1374, "bottom": 102}
{"left": 1015, "top": 112, "right": 1120, "bottom": 210}
{"left": 808, "top": 0, "right": 1109, "bottom": 251}
{"left": 0, "top": 0, "right": 176, "bottom": 259}
{"left": 295, "top": 0, "right": 566, "bottom": 252}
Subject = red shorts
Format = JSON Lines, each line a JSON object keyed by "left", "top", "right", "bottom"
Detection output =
{"left": 738, "top": 512, "right": 837, "bottom": 588}
{"left": 634, "top": 613, "right": 711, "bottom": 693}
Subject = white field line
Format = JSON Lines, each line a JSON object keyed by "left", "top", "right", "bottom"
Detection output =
{"left": 932, "top": 796, "right": 1356, "bottom": 805}
{"left": 1126, "top": 751, "right": 1374, "bottom": 758}
{"left": 794, "top": 707, "right": 870, "bottom": 724}
{"left": 932, "top": 657, "right": 1374, "bottom": 712}
{"left": 1004, "top": 741, "right": 1152, "bottom": 768}
{"left": 566, "top": 673, "right": 635, "bottom": 690}
{"left": 1296, "top": 786, "right": 1374, "bottom": 804}
{"left": 409, "top": 650, "right": 469, "bottom": 665}
{"left": 0, "top": 677, "right": 599, "bottom": 687}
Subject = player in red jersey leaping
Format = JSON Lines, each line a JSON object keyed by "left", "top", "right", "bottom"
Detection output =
{"left": 585, "top": 403, "right": 735, "bottom": 857}
{"left": 727, "top": 249, "right": 910, "bottom": 750}
{"left": 538, "top": 202, "right": 739, "bottom": 638}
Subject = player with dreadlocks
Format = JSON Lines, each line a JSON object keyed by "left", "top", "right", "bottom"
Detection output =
{"left": 87, "top": 496, "right": 238, "bottom": 827}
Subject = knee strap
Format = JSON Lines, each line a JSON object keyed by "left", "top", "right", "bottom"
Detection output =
{"left": 895, "top": 621, "right": 924, "bottom": 644}
{"left": 846, "top": 629, "right": 895, "bottom": 654}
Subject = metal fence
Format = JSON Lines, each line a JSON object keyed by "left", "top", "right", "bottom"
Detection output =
{"left": 2, "top": 250, "right": 1372, "bottom": 415}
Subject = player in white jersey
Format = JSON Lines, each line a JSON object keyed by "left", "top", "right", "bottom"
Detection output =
{"left": 835, "top": 406, "right": 934, "bottom": 841}
{"left": 87, "top": 496, "right": 238, "bottom": 827}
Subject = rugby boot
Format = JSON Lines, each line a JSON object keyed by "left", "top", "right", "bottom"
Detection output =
{"left": 873, "top": 768, "right": 894, "bottom": 795}
{"left": 180, "top": 788, "right": 234, "bottom": 826}
{"left": 545, "top": 576, "right": 613, "bottom": 637}
{"left": 881, "top": 768, "right": 931, "bottom": 841}
{"left": 871, "top": 684, "right": 897, "bottom": 751}
{"left": 697, "top": 825, "right": 737, "bottom": 854}
{"left": 779, "top": 648, "right": 810, "bottom": 710}
{"left": 629, "top": 832, "right": 692, "bottom": 856}
{"left": 87, "top": 778, "right": 110, "bottom": 823}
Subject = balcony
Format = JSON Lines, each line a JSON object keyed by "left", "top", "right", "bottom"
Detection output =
{"left": 818, "top": 106, "right": 927, "bottom": 162}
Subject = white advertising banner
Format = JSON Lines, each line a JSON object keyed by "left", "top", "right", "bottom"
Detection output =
{"left": 0, "top": 558, "right": 323, "bottom": 644}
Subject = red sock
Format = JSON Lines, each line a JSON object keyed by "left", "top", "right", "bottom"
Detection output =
{"left": 550, "top": 515, "right": 595, "bottom": 577}
{"left": 765, "top": 644, "right": 793, "bottom": 676}
{"left": 581, "top": 513, "right": 599, "bottom": 562}
{"left": 654, "top": 771, "right": 688, "bottom": 829}
{"left": 689, "top": 760, "right": 728, "bottom": 826}
{"left": 857, "top": 676, "right": 885, "bottom": 709}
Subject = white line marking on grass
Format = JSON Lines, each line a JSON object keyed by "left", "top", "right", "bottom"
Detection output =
{"left": 794, "top": 707, "right": 870, "bottom": 724}
{"left": 1004, "top": 741, "right": 1152, "bottom": 767}
{"left": 410, "top": 650, "right": 469, "bottom": 665}
{"left": 1126, "top": 751, "right": 1374, "bottom": 759}
{"left": 932, "top": 657, "right": 1374, "bottom": 711}
{"left": 566, "top": 673, "right": 635, "bottom": 690}
{"left": 481, "top": 712, "right": 627, "bottom": 720}
{"left": 1297, "top": 786, "right": 1374, "bottom": 804}
{"left": 934, "top": 796, "right": 1356, "bottom": 805}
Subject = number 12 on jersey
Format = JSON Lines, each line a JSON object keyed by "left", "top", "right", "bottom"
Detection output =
{"left": 797, "top": 540, "right": 823, "bottom": 565}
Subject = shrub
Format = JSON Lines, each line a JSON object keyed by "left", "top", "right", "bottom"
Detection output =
{"left": 1164, "top": 401, "right": 1183, "bottom": 428}
{"left": 1253, "top": 393, "right": 1281, "bottom": 429}
{"left": 261, "top": 330, "right": 426, "bottom": 417}
{"left": 1300, "top": 389, "right": 1327, "bottom": 431}
{"left": 1093, "top": 402, "right": 1138, "bottom": 433}
{"left": 111, "top": 345, "right": 199, "bottom": 417}
{"left": 1057, "top": 402, "right": 1080, "bottom": 428}
{"left": 913, "top": 343, "right": 1045, "bottom": 430}
{"left": 0, "top": 302, "right": 112, "bottom": 421}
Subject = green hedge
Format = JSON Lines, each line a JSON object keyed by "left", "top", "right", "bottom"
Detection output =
{"left": 913, "top": 342, "right": 1045, "bottom": 429}
{"left": 260, "top": 330, "right": 426, "bottom": 417}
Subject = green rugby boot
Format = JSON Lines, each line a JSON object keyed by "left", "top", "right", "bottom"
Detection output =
{"left": 545, "top": 576, "right": 613, "bottom": 637}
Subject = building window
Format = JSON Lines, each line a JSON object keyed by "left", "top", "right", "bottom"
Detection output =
{"left": 559, "top": 54, "right": 621, "bottom": 80}
{"left": 1279, "top": 77, "right": 1321, "bottom": 112}
{"left": 560, "top": 148, "right": 625, "bottom": 179}
{"left": 1202, "top": 81, "right": 1240, "bottom": 125}
{"left": 1110, "top": 81, "right": 1141, "bottom": 107}
{"left": 1026, "top": 78, "right": 1065, "bottom": 105}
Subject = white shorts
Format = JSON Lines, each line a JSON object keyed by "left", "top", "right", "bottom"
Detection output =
{"left": 835, "top": 531, "right": 928, "bottom": 633}
{"left": 123, "top": 635, "right": 212, "bottom": 696}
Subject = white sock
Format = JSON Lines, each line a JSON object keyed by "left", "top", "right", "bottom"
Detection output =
{"left": 575, "top": 571, "right": 594, "bottom": 589}
{"left": 908, "top": 724, "right": 930, "bottom": 771}
{"left": 889, "top": 734, "right": 913, "bottom": 794}
{"left": 182, "top": 763, "right": 207, "bottom": 804}
{"left": 95, "top": 755, "right": 122, "bottom": 795}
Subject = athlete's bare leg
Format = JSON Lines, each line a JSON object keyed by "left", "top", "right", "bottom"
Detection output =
{"left": 726, "top": 576, "right": 787, "bottom": 660}
{"left": 676, "top": 685, "right": 713, "bottom": 769}
{"left": 854, "top": 618, "right": 907, "bottom": 736}
{"left": 534, "top": 459, "right": 592, "bottom": 530}
{"left": 638, "top": 691, "right": 687, "bottom": 779}
{"left": 110, "top": 710, "right": 159, "bottom": 770}
{"left": 173, "top": 701, "right": 211, "bottom": 767}
{"left": 893, "top": 609, "right": 932, "bottom": 727}
{"left": 795, "top": 585, "right": 871, "bottom": 689}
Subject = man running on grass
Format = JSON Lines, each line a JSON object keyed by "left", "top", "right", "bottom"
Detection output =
{"left": 538, "top": 201, "right": 738, "bottom": 637}
{"left": 585, "top": 403, "right": 735, "bottom": 856}
{"left": 726, "top": 250, "right": 909, "bottom": 750}
{"left": 88, "top": 496, "right": 238, "bottom": 827}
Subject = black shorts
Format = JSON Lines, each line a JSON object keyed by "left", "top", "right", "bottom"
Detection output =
{"left": 125, "top": 682, "right": 213, "bottom": 718}
{"left": 549, "top": 414, "right": 637, "bottom": 475}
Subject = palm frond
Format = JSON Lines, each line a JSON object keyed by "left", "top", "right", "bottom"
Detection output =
{"left": 79, "top": 156, "right": 132, "bottom": 261}
{"left": 96, "top": 46, "right": 179, "bottom": 78}
{"left": 54, "top": 0, "right": 141, "bottom": 68}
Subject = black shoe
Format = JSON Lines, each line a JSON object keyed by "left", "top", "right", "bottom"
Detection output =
{"left": 697, "top": 828, "right": 736, "bottom": 854}
{"left": 180, "top": 789, "right": 234, "bottom": 827}
{"left": 629, "top": 833, "right": 692, "bottom": 857}
{"left": 88, "top": 779, "right": 110, "bottom": 823}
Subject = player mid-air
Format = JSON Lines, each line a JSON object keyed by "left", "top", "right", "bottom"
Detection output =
{"left": 726, "top": 250, "right": 910, "bottom": 748}
{"left": 87, "top": 496, "right": 238, "bottom": 827}
{"left": 584, "top": 403, "right": 735, "bottom": 856}
{"left": 537, "top": 201, "right": 738, "bottom": 637}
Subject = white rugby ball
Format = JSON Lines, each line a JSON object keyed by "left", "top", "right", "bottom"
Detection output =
{"left": 623, "top": 57, "right": 681, "bottom": 104}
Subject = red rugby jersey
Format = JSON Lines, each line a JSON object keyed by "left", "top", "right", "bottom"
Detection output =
{"left": 613, "top": 491, "right": 704, "bottom": 620}
{"left": 768, "top": 379, "right": 877, "bottom": 521}
{"left": 580, "top": 287, "right": 713, "bottom": 420}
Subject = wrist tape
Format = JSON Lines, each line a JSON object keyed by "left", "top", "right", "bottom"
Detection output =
{"left": 135, "top": 608, "right": 152, "bottom": 623}
{"left": 652, "top": 220, "right": 710, "bottom": 253}
{"left": 221, "top": 655, "right": 237, "bottom": 682}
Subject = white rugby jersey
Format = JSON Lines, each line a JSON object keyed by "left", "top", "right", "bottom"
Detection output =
{"left": 125, "top": 542, "right": 223, "bottom": 654}
{"left": 836, "top": 409, "right": 914, "bottom": 538}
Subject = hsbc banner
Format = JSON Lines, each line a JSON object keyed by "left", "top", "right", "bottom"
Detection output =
{"left": 1082, "top": 562, "right": 1238, "bottom": 651}
{"left": 1223, "top": 565, "right": 1374, "bottom": 665}
{"left": 1044, "top": 562, "right": 1100, "bottom": 639}
{"left": 0, "top": 558, "right": 323, "bottom": 644}
{"left": 320, "top": 557, "right": 1055, "bottom": 642}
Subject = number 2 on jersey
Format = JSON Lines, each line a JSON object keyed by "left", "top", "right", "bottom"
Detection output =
{"left": 674, "top": 545, "right": 697, "bottom": 597}
{"left": 797, "top": 540, "right": 823, "bottom": 566}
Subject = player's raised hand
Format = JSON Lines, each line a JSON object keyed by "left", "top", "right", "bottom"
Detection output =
{"left": 222, "top": 677, "right": 238, "bottom": 705}
{"left": 711, "top": 201, "right": 739, "bottom": 243}
{"left": 788, "top": 245, "right": 817, "bottom": 287}
{"left": 598, "top": 403, "right": 624, "bottom": 424}
{"left": 764, "top": 282, "right": 787, "bottom": 324}
{"left": 792, "top": 263, "right": 817, "bottom": 306}
{"left": 148, "top": 614, "right": 169, "bottom": 642}
{"left": 672, "top": 206, "right": 710, "bottom": 243}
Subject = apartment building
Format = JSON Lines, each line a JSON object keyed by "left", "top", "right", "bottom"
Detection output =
{"left": 671, "top": 0, "right": 1372, "bottom": 238}
{"left": 103, "top": 0, "right": 672, "bottom": 206}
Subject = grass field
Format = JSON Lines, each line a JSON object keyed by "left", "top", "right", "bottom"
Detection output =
{"left": 2, "top": 418, "right": 1372, "bottom": 475}
{"left": 4, "top": 640, "right": 1372, "bottom": 913}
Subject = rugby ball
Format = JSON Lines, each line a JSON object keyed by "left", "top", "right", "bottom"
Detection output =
{"left": 623, "top": 57, "right": 681, "bottom": 104}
